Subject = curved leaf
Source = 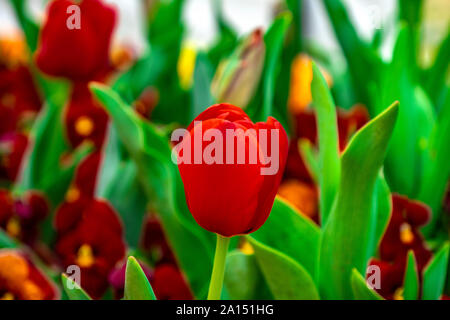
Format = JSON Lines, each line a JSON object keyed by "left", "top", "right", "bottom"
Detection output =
{"left": 422, "top": 243, "right": 450, "bottom": 300}
{"left": 91, "top": 84, "right": 215, "bottom": 299}
{"left": 350, "top": 269, "right": 383, "bottom": 300}
{"left": 224, "top": 250, "right": 271, "bottom": 300}
{"left": 252, "top": 196, "right": 320, "bottom": 279}
{"left": 61, "top": 274, "right": 92, "bottom": 300}
{"left": 403, "top": 251, "right": 419, "bottom": 300}
{"left": 124, "top": 257, "right": 156, "bottom": 300}
{"left": 311, "top": 62, "right": 340, "bottom": 223}
{"left": 247, "top": 237, "right": 319, "bottom": 300}
{"left": 319, "top": 102, "right": 399, "bottom": 299}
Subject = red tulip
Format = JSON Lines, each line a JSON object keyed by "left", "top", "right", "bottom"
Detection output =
{"left": 176, "top": 104, "right": 288, "bottom": 237}
{"left": 35, "top": 0, "right": 116, "bottom": 81}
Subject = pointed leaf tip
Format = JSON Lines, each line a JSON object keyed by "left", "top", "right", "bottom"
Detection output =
{"left": 124, "top": 256, "right": 156, "bottom": 300}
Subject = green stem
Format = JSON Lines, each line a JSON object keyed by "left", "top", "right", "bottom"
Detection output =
{"left": 207, "top": 234, "right": 231, "bottom": 300}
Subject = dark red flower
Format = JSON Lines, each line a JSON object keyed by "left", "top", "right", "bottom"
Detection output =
{"left": 369, "top": 258, "right": 405, "bottom": 300}
{"left": 73, "top": 151, "right": 102, "bottom": 198}
{"left": 0, "top": 189, "right": 49, "bottom": 245}
{"left": 0, "top": 249, "right": 58, "bottom": 300}
{"left": 54, "top": 197, "right": 122, "bottom": 235}
{"left": 379, "top": 194, "right": 432, "bottom": 270}
{"left": 108, "top": 259, "right": 153, "bottom": 299}
{"left": 141, "top": 214, "right": 176, "bottom": 265}
{"left": 177, "top": 104, "right": 288, "bottom": 237}
{"left": 151, "top": 264, "right": 193, "bottom": 300}
{"left": 368, "top": 195, "right": 432, "bottom": 300}
{"left": 0, "top": 133, "right": 28, "bottom": 182}
{"left": 54, "top": 199, "right": 125, "bottom": 299}
{"left": 35, "top": 0, "right": 117, "bottom": 81}
{"left": 65, "top": 84, "right": 108, "bottom": 149}
{"left": 0, "top": 38, "right": 42, "bottom": 136}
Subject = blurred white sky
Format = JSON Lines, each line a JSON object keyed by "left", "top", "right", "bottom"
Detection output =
{"left": 0, "top": 0, "right": 448, "bottom": 58}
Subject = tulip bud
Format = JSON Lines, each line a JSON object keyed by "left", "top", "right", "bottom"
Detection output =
{"left": 176, "top": 104, "right": 288, "bottom": 237}
{"left": 211, "top": 30, "right": 265, "bottom": 109}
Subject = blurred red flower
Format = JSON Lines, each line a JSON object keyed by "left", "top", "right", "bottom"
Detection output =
{"left": 151, "top": 264, "right": 193, "bottom": 300}
{"left": 369, "top": 194, "right": 432, "bottom": 299}
{"left": 54, "top": 199, "right": 125, "bottom": 299}
{"left": 0, "top": 66, "right": 42, "bottom": 133}
{"left": 65, "top": 84, "right": 108, "bottom": 149}
{"left": 0, "top": 250, "right": 57, "bottom": 300}
{"left": 0, "top": 37, "right": 42, "bottom": 136}
{"left": 0, "top": 189, "right": 49, "bottom": 245}
{"left": 0, "top": 133, "right": 28, "bottom": 182}
{"left": 380, "top": 194, "right": 432, "bottom": 269}
{"left": 177, "top": 104, "right": 288, "bottom": 237}
{"left": 71, "top": 151, "right": 102, "bottom": 199}
{"left": 141, "top": 214, "right": 176, "bottom": 265}
{"left": 36, "top": 0, "right": 117, "bottom": 81}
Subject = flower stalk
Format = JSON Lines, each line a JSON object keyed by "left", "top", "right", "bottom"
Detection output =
{"left": 207, "top": 234, "right": 231, "bottom": 300}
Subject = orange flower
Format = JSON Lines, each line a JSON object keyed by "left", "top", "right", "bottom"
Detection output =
{"left": 288, "top": 54, "right": 333, "bottom": 114}
{"left": 278, "top": 179, "right": 318, "bottom": 219}
{"left": 0, "top": 250, "right": 57, "bottom": 300}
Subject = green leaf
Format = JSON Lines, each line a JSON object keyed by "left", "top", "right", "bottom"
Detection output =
{"left": 224, "top": 250, "right": 272, "bottom": 300}
{"left": 350, "top": 269, "right": 384, "bottom": 300}
{"left": 382, "top": 26, "right": 435, "bottom": 197}
{"left": 403, "top": 251, "right": 419, "bottom": 300}
{"left": 191, "top": 52, "right": 214, "bottom": 120}
{"left": 251, "top": 13, "right": 292, "bottom": 121}
{"left": 247, "top": 237, "right": 319, "bottom": 300}
{"left": 419, "top": 90, "right": 450, "bottom": 236}
{"left": 252, "top": 196, "right": 320, "bottom": 279}
{"left": 124, "top": 256, "right": 156, "bottom": 300}
{"left": 91, "top": 84, "right": 216, "bottom": 299}
{"left": 285, "top": 0, "right": 303, "bottom": 52}
{"left": 96, "top": 126, "right": 147, "bottom": 247}
{"left": 0, "top": 230, "right": 18, "bottom": 249}
{"left": 366, "top": 175, "right": 392, "bottom": 259}
{"left": 16, "top": 83, "right": 89, "bottom": 208}
{"left": 311, "top": 62, "right": 340, "bottom": 224}
{"left": 208, "top": 0, "right": 238, "bottom": 67}
{"left": 422, "top": 243, "right": 450, "bottom": 300}
{"left": 113, "top": 48, "right": 166, "bottom": 103}
{"left": 61, "top": 274, "right": 92, "bottom": 300}
{"left": 319, "top": 102, "right": 399, "bottom": 299}
{"left": 321, "top": 0, "right": 381, "bottom": 109}
{"left": 423, "top": 29, "right": 450, "bottom": 108}
{"left": 298, "top": 139, "right": 318, "bottom": 182}
{"left": 9, "top": 0, "right": 39, "bottom": 51}
{"left": 91, "top": 83, "right": 145, "bottom": 155}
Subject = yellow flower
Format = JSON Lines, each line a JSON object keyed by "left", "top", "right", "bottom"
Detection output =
{"left": 178, "top": 43, "right": 197, "bottom": 90}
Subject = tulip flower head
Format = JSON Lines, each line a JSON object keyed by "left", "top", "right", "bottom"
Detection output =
{"left": 36, "top": 0, "right": 117, "bottom": 81}
{"left": 174, "top": 104, "right": 288, "bottom": 237}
